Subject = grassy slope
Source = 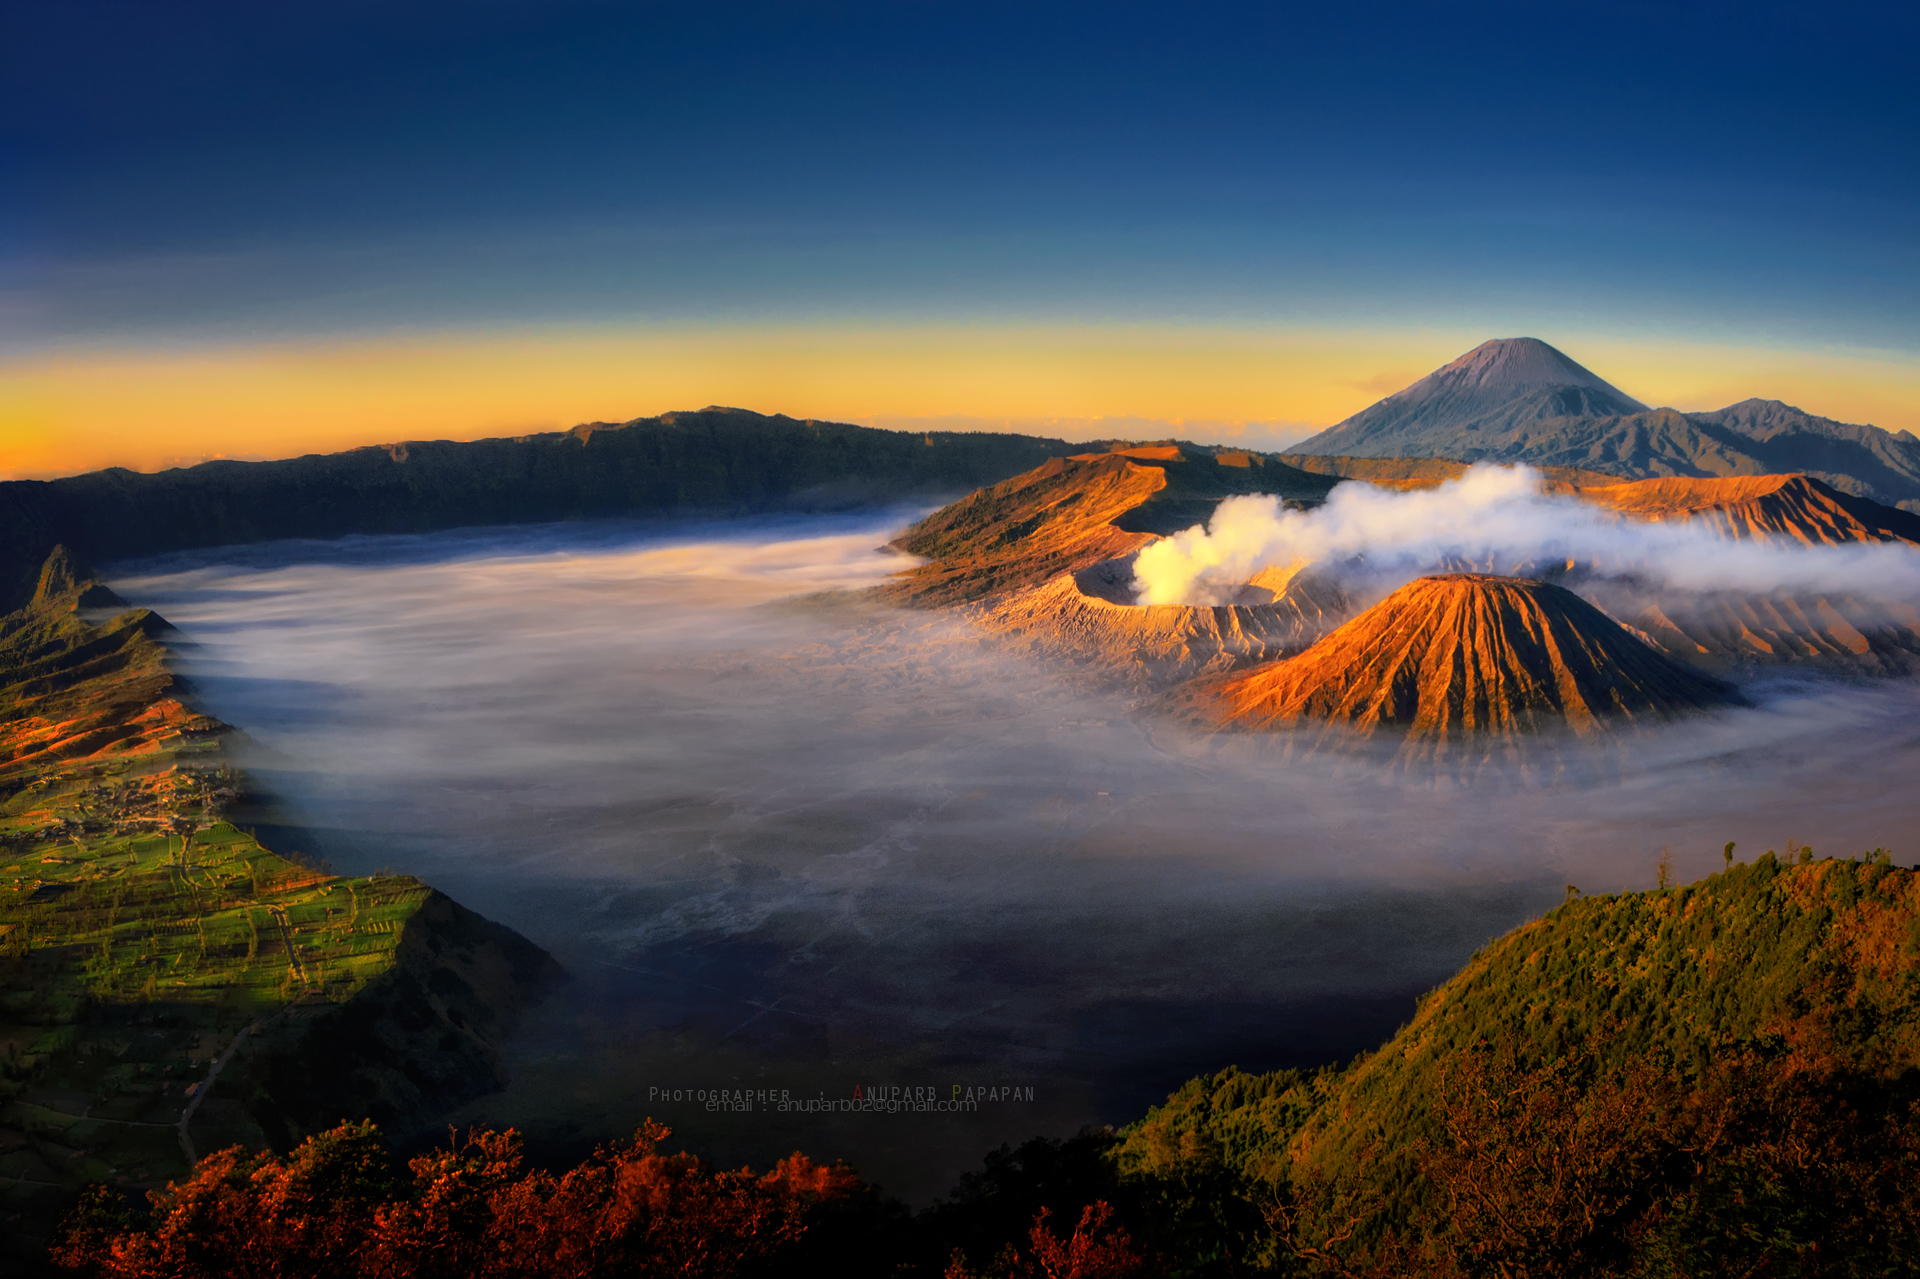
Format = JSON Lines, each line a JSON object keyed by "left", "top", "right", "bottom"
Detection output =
{"left": 0, "top": 550, "right": 553, "bottom": 1254}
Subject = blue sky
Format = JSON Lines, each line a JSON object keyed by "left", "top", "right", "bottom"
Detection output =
{"left": 7, "top": 1, "right": 1920, "bottom": 476}
{"left": 11, "top": 0, "right": 1917, "bottom": 349}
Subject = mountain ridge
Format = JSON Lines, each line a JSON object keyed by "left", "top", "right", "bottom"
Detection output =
{"left": 0, "top": 408, "right": 1086, "bottom": 611}
{"left": 1287, "top": 339, "right": 1920, "bottom": 508}
{"left": 880, "top": 442, "right": 1337, "bottom": 606}
{"left": 1579, "top": 472, "right": 1920, "bottom": 545}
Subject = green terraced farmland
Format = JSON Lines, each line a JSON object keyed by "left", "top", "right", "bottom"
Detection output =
{"left": 0, "top": 551, "right": 556, "bottom": 1262}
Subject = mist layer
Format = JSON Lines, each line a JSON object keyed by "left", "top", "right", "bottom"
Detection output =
{"left": 111, "top": 511, "right": 1920, "bottom": 1197}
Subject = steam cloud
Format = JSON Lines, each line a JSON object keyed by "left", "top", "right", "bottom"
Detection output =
{"left": 1131, "top": 464, "right": 1920, "bottom": 605}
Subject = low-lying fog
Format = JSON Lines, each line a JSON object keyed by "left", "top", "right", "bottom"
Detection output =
{"left": 113, "top": 511, "right": 1920, "bottom": 1199}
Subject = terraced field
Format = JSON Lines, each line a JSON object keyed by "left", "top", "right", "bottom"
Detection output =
{"left": 0, "top": 548, "right": 553, "bottom": 1259}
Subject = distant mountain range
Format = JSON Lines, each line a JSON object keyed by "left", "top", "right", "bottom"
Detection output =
{"left": 14, "top": 337, "right": 1918, "bottom": 619}
{"left": 0, "top": 409, "right": 1082, "bottom": 609}
{"left": 1289, "top": 337, "right": 1920, "bottom": 510}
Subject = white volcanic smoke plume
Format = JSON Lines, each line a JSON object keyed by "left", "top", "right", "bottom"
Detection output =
{"left": 1130, "top": 464, "right": 1920, "bottom": 605}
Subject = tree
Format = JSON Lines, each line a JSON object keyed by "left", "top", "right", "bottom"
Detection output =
{"left": 1409, "top": 1045, "right": 1671, "bottom": 1276}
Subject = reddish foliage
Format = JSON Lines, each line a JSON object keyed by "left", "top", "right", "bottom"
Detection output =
{"left": 53, "top": 1119, "right": 861, "bottom": 1279}
{"left": 944, "top": 1200, "right": 1150, "bottom": 1279}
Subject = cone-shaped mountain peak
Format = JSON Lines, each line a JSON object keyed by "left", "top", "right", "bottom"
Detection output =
{"left": 1288, "top": 337, "right": 1648, "bottom": 457}
{"left": 1284, "top": 340, "right": 1920, "bottom": 507}
{"left": 1182, "top": 573, "right": 1740, "bottom": 741}
{"left": 1422, "top": 337, "right": 1645, "bottom": 401}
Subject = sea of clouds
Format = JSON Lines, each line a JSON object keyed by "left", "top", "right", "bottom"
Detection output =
{"left": 110, "top": 508, "right": 1920, "bottom": 1197}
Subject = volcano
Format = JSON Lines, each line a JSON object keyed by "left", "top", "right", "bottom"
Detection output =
{"left": 976, "top": 554, "right": 1346, "bottom": 686}
{"left": 1291, "top": 338, "right": 1648, "bottom": 457}
{"left": 1287, "top": 340, "right": 1920, "bottom": 508}
{"left": 1181, "top": 573, "right": 1741, "bottom": 741}
{"left": 880, "top": 443, "right": 1335, "bottom": 606}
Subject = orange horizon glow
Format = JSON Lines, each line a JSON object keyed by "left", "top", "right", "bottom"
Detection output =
{"left": 7, "top": 324, "right": 1919, "bottom": 481}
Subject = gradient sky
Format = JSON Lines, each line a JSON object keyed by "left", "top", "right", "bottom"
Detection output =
{"left": 7, "top": 0, "right": 1919, "bottom": 476}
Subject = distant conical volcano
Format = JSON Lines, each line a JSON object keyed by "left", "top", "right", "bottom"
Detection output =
{"left": 1181, "top": 573, "right": 1740, "bottom": 741}
{"left": 1286, "top": 340, "right": 1920, "bottom": 509}
{"left": 1290, "top": 337, "right": 1648, "bottom": 458}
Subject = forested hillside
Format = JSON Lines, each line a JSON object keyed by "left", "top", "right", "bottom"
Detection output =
{"left": 1114, "top": 852, "right": 1920, "bottom": 1275}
